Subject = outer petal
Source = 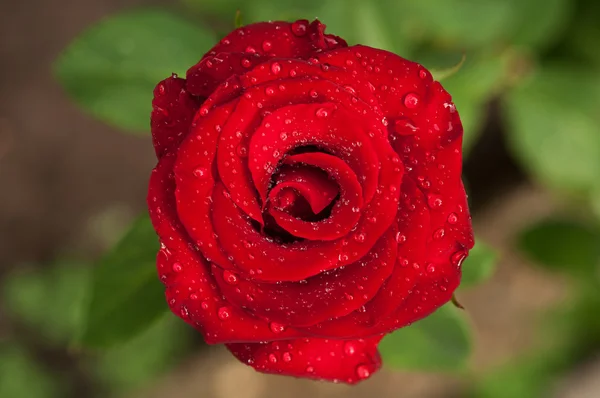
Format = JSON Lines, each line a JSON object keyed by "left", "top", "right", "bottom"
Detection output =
{"left": 205, "top": 20, "right": 347, "bottom": 60}
{"left": 151, "top": 76, "right": 201, "bottom": 158}
{"left": 213, "top": 227, "right": 397, "bottom": 327}
{"left": 226, "top": 335, "right": 382, "bottom": 384}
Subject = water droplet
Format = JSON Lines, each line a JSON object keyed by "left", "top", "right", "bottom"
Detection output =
{"left": 426, "top": 263, "right": 436, "bottom": 273}
{"left": 201, "top": 300, "right": 210, "bottom": 310}
{"left": 291, "top": 20, "right": 308, "bottom": 36}
{"left": 241, "top": 58, "right": 252, "bottom": 68}
{"left": 236, "top": 144, "right": 248, "bottom": 157}
{"left": 398, "top": 257, "right": 409, "bottom": 267}
{"left": 344, "top": 341, "right": 357, "bottom": 356}
{"left": 355, "top": 364, "right": 371, "bottom": 379}
{"left": 261, "top": 40, "right": 272, "bottom": 52}
{"left": 271, "top": 62, "right": 281, "bottom": 74}
{"left": 395, "top": 233, "right": 407, "bottom": 244}
{"left": 447, "top": 212, "right": 458, "bottom": 224}
{"left": 309, "top": 89, "right": 318, "bottom": 98}
{"left": 223, "top": 270, "right": 238, "bottom": 285}
{"left": 427, "top": 194, "right": 443, "bottom": 209}
{"left": 279, "top": 132, "right": 288, "bottom": 140}
{"left": 217, "top": 306, "right": 231, "bottom": 320}
{"left": 354, "top": 233, "right": 366, "bottom": 243}
{"left": 265, "top": 86, "right": 276, "bottom": 96}
{"left": 180, "top": 306, "right": 189, "bottom": 318}
{"left": 315, "top": 107, "right": 329, "bottom": 118}
{"left": 172, "top": 262, "right": 182, "bottom": 272}
{"left": 450, "top": 249, "right": 467, "bottom": 267}
{"left": 268, "top": 353, "right": 278, "bottom": 363}
{"left": 245, "top": 46, "right": 256, "bottom": 54}
{"left": 199, "top": 106, "right": 209, "bottom": 116}
{"left": 193, "top": 167, "right": 208, "bottom": 178}
{"left": 345, "top": 293, "right": 354, "bottom": 301}
{"left": 433, "top": 228, "right": 445, "bottom": 240}
{"left": 305, "top": 365, "right": 315, "bottom": 373}
{"left": 157, "top": 84, "right": 165, "bottom": 95}
{"left": 282, "top": 352, "right": 292, "bottom": 362}
{"left": 269, "top": 322, "right": 286, "bottom": 333}
{"left": 394, "top": 118, "right": 418, "bottom": 136}
{"left": 419, "top": 70, "right": 427, "bottom": 79}
{"left": 403, "top": 92, "right": 420, "bottom": 109}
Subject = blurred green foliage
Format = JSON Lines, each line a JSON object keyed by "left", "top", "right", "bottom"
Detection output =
{"left": 2, "top": 260, "right": 192, "bottom": 398}
{"left": 380, "top": 304, "right": 472, "bottom": 371}
{"left": 79, "top": 215, "right": 166, "bottom": 348}
{"left": 55, "top": 9, "right": 216, "bottom": 132}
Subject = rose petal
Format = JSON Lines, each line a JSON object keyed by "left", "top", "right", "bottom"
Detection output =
{"left": 173, "top": 101, "right": 237, "bottom": 269}
{"left": 187, "top": 52, "right": 269, "bottom": 97}
{"left": 205, "top": 20, "right": 347, "bottom": 60}
{"left": 267, "top": 152, "right": 363, "bottom": 241}
{"left": 160, "top": 241, "right": 305, "bottom": 344}
{"left": 210, "top": 182, "right": 343, "bottom": 281}
{"left": 300, "top": 178, "right": 429, "bottom": 337}
{"left": 213, "top": 227, "right": 396, "bottom": 327}
{"left": 226, "top": 335, "right": 382, "bottom": 384}
{"left": 151, "top": 76, "right": 201, "bottom": 158}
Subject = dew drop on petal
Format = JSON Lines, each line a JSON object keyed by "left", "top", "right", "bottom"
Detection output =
{"left": 261, "top": 40, "right": 272, "bottom": 52}
{"left": 269, "top": 322, "right": 286, "bottom": 333}
{"left": 193, "top": 167, "right": 208, "bottom": 178}
{"left": 447, "top": 212, "right": 458, "bottom": 224}
{"left": 172, "top": 262, "right": 182, "bottom": 272}
{"left": 282, "top": 352, "right": 292, "bottom": 362}
{"left": 344, "top": 341, "right": 357, "bottom": 356}
{"left": 451, "top": 249, "right": 468, "bottom": 267}
{"left": 315, "top": 108, "right": 329, "bottom": 118}
{"left": 355, "top": 364, "right": 371, "bottom": 379}
{"left": 271, "top": 62, "right": 281, "bottom": 74}
{"left": 433, "top": 228, "right": 445, "bottom": 240}
{"left": 403, "top": 92, "right": 420, "bottom": 109}
{"left": 223, "top": 270, "right": 238, "bottom": 285}
{"left": 291, "top": 20, "right": 308, "bottom": 36}
{"left": 217, "top": 306, "right": 231, "bottom": 320}
{"left": 241, "top": 58, "right": 252, "bottom": 68}
{"left": 427, "top": 194, "right": 443, "bottom": 209}
{"left": 395, "top": 232, "right": 407, "bottom": 244}
{"left": 268, "top": 353, "right": 278, "bottom": 363}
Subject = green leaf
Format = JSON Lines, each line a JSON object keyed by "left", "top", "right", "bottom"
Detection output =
{"left": 55, "top": 9, "right": 215, "bottom": 132}
{"left": 505, "top": 66, "right": 600, "bottom": 194}
{"left": 3, "top": 264, "right": 90, "bottom": 345}
{"left": 518, "top": 218, "right": 600, "bottom": 277}
{"left": 379, "top": 304, "right": 472, "bottom": 371}
{"left": 92, "top": 316, "right": 192, "bottom": 394}
{"left": 79, "top": 214, "right": 166, "bottom": 348}
{"left": 460, "top": 240, "right": 498, "bottom": 288}
{"left": 0, "top": 344, "right": 63, "bottom": 398}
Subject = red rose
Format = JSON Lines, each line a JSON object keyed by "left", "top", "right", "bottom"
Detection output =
{"left": 148, "top": 19, "right": 474, "bottom": 384}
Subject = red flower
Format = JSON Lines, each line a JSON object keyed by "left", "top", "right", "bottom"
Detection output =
{"left": 148, "top": 19, "right": 474, "bottom": 384}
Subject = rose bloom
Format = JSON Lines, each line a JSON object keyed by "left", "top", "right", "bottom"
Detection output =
{"left": 148, "top": 19, "right": 474, "bottom": 384}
